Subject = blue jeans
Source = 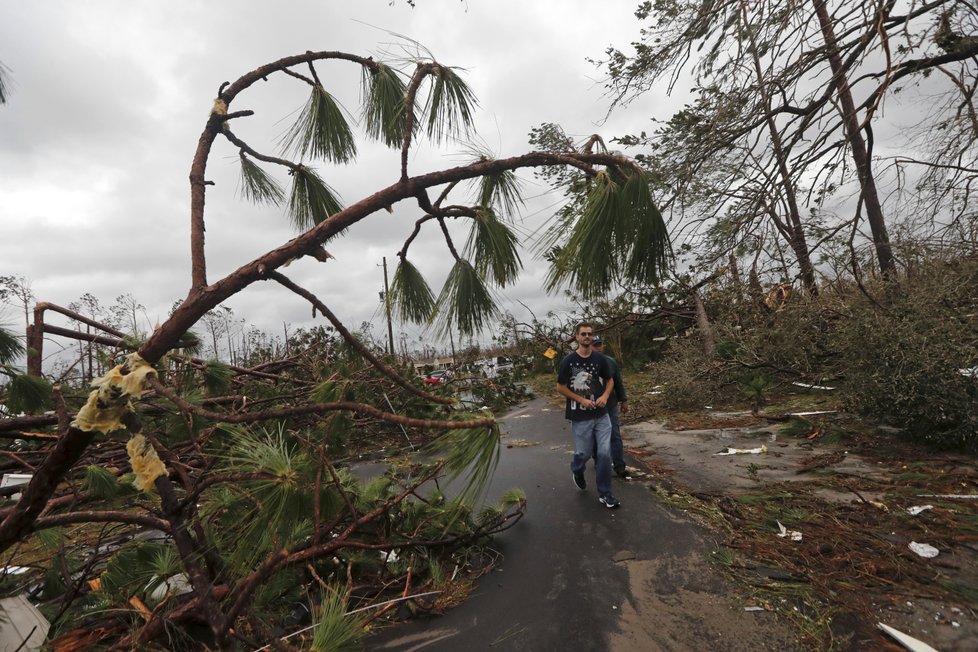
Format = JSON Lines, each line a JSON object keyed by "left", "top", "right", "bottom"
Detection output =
{"left": 607, "top": 401, "right": 625, "bottom": 473}
{"left": 570, "top": 414, "right": 613, "bottom": 498}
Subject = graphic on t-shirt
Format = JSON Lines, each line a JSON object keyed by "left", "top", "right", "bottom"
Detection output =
{"left": 571, "top": 371, "right": 591, "bottom": 394}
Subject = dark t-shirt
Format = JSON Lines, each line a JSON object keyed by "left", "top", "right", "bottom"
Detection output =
{"left": 557, "top": 350, "right": 612, "bottom": 421}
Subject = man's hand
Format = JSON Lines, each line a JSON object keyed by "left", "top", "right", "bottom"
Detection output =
{"left": 621, "top": 400, "right": 629, "bottom": 415}
{"left": 595, "top": 395, "right": 607, "bottom": 408}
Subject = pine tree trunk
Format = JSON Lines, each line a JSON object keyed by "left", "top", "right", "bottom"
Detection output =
{"left": 693, "top": 290, "right": 716, "bottom": 360}
{"left": 812, "top": 0, "right": 896, "bottom": 278}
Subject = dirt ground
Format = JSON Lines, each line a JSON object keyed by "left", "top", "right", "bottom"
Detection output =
{"left": 622, "top": 410, "right": 978, "bottom": 651}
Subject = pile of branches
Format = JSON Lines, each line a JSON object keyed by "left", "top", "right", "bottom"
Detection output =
{"left": 0, "top": 308, "right": 525, "bottom": 649}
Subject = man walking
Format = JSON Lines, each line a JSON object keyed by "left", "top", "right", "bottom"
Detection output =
{"left": 557, "top": 323, "right": 620, "bottom": 509}
{"left": 592, "top": 336, "right": 629, "bottom": 479}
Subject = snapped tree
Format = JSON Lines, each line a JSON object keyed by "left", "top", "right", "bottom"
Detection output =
{"left": 603, "top": 0, "right": 978, "bottom": 286}
{"left": 0, "top": 47, "right": 669, "bottom": 648}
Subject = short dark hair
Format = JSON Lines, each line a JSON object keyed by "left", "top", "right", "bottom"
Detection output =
{"left": 574, "top": 322, "right": 592, "bottom": 335}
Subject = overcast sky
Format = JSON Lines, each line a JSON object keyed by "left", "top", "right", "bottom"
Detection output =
{"left": 0, "top": 1, "right": 674, "bottom": 357}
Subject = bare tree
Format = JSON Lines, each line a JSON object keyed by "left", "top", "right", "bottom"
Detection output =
{"left": 603, "top": 0, "right": 978, "bottom": 282}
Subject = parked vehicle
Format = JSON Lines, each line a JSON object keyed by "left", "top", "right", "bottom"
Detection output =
{"left": 423, "top": 370, "right": 452, "bottom": 386}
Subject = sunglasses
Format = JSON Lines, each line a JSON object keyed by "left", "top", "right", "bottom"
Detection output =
{"left": 578, "top": 332, "right": 593, "bottom": 337}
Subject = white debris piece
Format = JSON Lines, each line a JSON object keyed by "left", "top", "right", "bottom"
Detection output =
{"left": 147, "top": 574, "right": 193, "bottom": 602}
{"left": 791, "top": 382, "right": 836, "bottom": 390}
{"left": 776, "top": 521, "right": 802, "bottom": 542}
{"left": 787, "top": 410, "right": 838, "bottom": 416}
{"left": 908, "top": 542, "right": 939, "bottom": 558}
{"left": 715, "top": 446, "right": 767, "bottom": 456}
{"left": 958, "top": 366, "right": 978, "bottom": 378}
{"left": 0, "top": 474, "right": 32, "bottom": 502}
{"left": 0, "top": 595, "right": 50, "bottom": 651}
{"left": 917, "top": 494, "right": 978, "bottom": 499}
{"left": 906, "top": 505, "right": 934, "bottom": 516}
{"left": 876, "top": 623, "right": 939, "bottom": 652}
{"left": 0, "top": 566, "right": 29, "bottom": 576}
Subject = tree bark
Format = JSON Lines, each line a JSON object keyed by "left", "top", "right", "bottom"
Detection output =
{"left": 812, "top": 0, "right": 896, "bottom": 278}
{"left": 740, "top": 0, "right": 819, "bottom": 296}
{"left": 693, "top": 290, "right": 716, "bottom": 360}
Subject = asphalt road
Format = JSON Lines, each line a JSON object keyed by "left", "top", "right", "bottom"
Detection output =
{"left": 368, "top": 397, "right": 798, "bottom": 651}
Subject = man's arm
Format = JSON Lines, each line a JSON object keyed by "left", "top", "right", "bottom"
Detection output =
{"left": 557, "top": 382, "right": 595, "bottom": 410}
{"left": 595, "top": 378, "right": 614, "bottom": 407}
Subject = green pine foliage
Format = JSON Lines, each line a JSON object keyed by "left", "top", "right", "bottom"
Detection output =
{"left": 251, "top": 567, "right": 304, "bottom": 615}
{"left": 545, "top": 169, "right": 670, "bottom": 298}
{"left": 82, "top": 465, "right": 128, "bottom": 499}
{"left": 238, "top": 153, "right": 285, "bottom": 205}
{"left": 0, "top": 61, "right": 10, "bottom": 105}
{"left": 464, "top": 209, "right": 522, "bottom": 287}
{"left": 387, "top": 258, "right": 435, "bottom": 324}
{"left": 4, "top": 373, "right": 52, "bottom": 415}
{"left": 433, "top": 260, "right": 498, "bottom": 337}
{"left": 478, "top": 169, "right": 524, "bottom": 220}
{"left": 206, "top": 423, "right": 319, "bottom": 571}
{"left": 620, "top": 172, "right": 670, "bottom": 284}
{"left": 425, "top": 65, "right": 477, "bottom": 144}
{"left": 288, "top": 166, "right": 344, "bottom": 230}
{"left": 362, "top": 63, "right": 410, "bottom": 147}
{"left": 309, "top": 591, "right": 368, "bottom": 651}
{"left": 99, "top": 542, "right": 182, "bottom": 604}
{"left": 202, "top": 359, "right": 233, "bottom": 396}
{"left": 0, "top": 323, "right": 23, "bottom": 365}
{"left": 280, "top": 85, "right": 357, "bottom": 163}
{"left": 35, "top": 527, "right": 64, "bottom": 550}
{"left": 311, "top": 379, "right": 342, "bottom": 403}
{"left": 176, "top": 329, "right": 203, "bottom": 356}
{"left": 427, "top": 424, "right": 500, "bottom": 502}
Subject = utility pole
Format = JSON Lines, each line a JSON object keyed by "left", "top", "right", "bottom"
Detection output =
{"left": 382, "top": 257, "right": 395, "bottom": 357}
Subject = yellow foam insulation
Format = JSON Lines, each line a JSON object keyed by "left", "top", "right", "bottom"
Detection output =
{"left": 71, "top": 353, "right": 158, "bottom": 434}
{"left": 127, "top": 434, "right": 167, "bottom": 491}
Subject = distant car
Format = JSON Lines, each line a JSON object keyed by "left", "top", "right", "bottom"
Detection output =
{"left": 423, "top": 370, "right": 452, "bottom": 386}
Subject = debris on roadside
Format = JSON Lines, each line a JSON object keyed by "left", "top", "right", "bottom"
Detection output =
{"left": 795, "top": 450, "right": 845, "bottom": 473}
{"left": 907, "top": 542, "right": 939, "bottom": 559}
{"left": 0, "top": 595, "right": 50, "bottom": 651}
{"left": 715, "top": 446, "right": 767, "bottom": 456}
{"left": 916, "top": 494, "right": 978, "bottom": 499}
{"left": 876, "top": 622, "right": 939, "bottom": 652}
{"left": 791, "top": 382, "right": 836, "bottom": 391}
{"left": 0, "top": 473, "right": 33, "bottom": 502}
{"left": 906, "top": 505, "right": 934, "bottom": 516}
{"left": 505, "top": 438, "right": 539, "bottom": 448}
{"left": 776, "top": 521, "right": 802, "bottom": 542}
{"left": 787, "top": 410, "right": 838, "bottom": 417}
